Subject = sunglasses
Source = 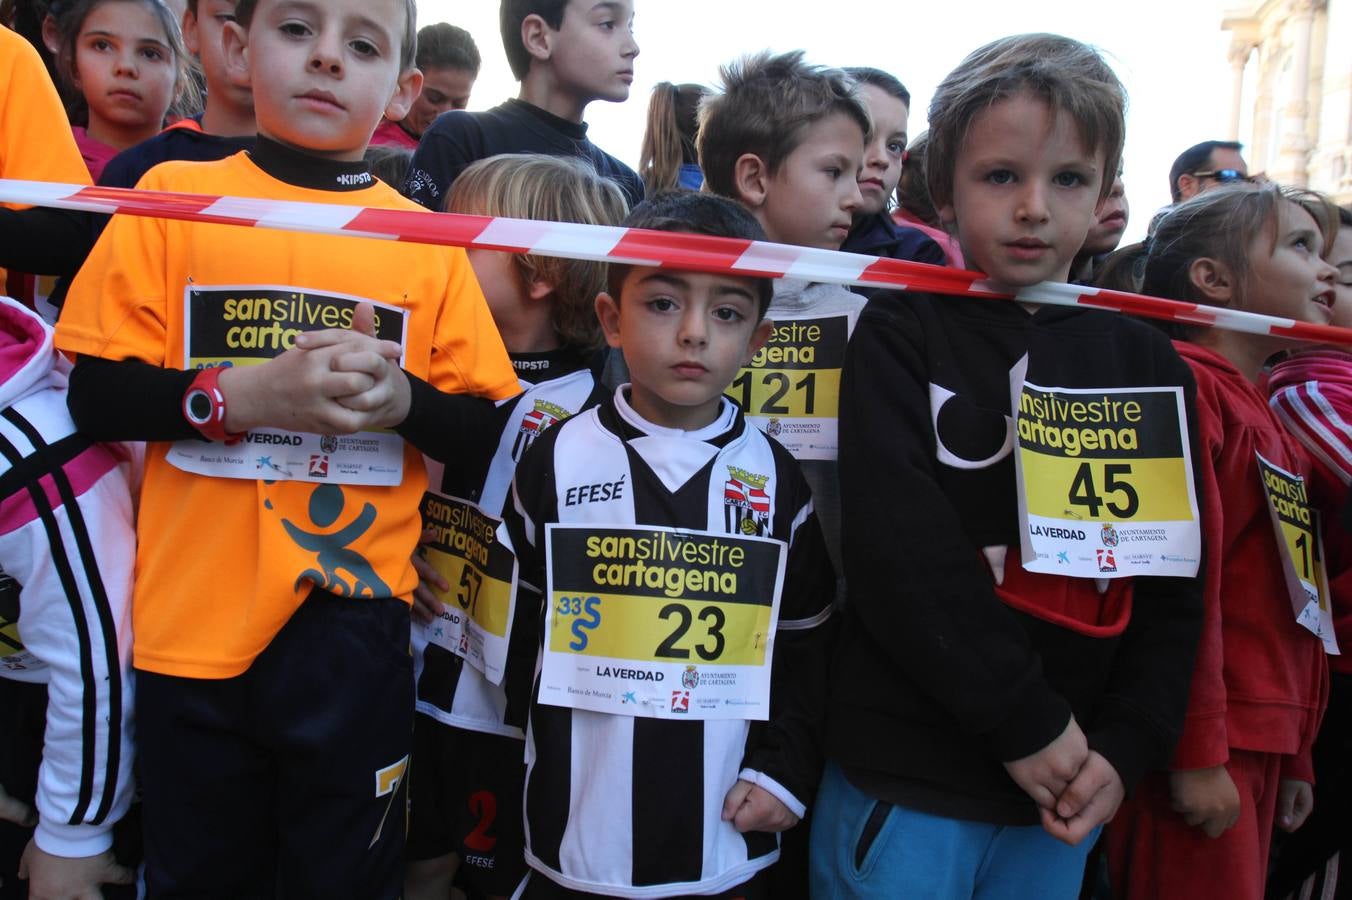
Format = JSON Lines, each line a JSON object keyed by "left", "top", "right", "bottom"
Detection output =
{"left": 1192, "top": 169, "right": 1253, "bottom": 184}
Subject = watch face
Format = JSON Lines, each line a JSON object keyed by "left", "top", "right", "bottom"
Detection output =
{"left": 187, "top": 390, "right": 213, "bottom": 423}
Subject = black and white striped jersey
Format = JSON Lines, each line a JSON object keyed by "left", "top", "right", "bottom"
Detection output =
{"left": 415, "top": 351, "right": 608, "bottom": 738}
{"left": 502, "top": 388, "right": 835, "bottom": 897}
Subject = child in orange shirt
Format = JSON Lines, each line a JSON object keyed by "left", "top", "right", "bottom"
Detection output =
{"left": 55, "top": 0, "right": 517, "bottom": 894}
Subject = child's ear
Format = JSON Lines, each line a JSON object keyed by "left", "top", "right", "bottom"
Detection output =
{"left": 40, "top": 14, "right": 59, "bottom": 54}
{"left": 595, "top": 292, "right": 623, "bottom": 350}
{"left": 384, "top": 68, "right": 424, "bottom": 124}
{"left": 1188, "top": 257, "right": 1235, "bottom": 305}
{"left": 744, "top": 317, "right": 774, "bottom": 364}
{"left": 221, "top": 20, "right": 251, "bottom": 90}
{"left": 181, "top": 8, "right": 200, "bottom": 55}
{"left": 527, "top": 277, "right": 555, "bottom": 302}
{"left": 733, "top": 154, "right": 770, "bottom": 208}
{"left": 521, "top": 14, "right": 554, "bottom": 65}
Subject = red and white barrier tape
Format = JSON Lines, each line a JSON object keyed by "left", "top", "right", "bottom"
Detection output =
{"left": 4, "top": 178, "right": 1349, "bottom": 345}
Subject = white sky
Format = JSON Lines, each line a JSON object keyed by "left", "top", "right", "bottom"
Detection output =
{"left": 418, "top": 1, "right": 1239, "bottom": 245}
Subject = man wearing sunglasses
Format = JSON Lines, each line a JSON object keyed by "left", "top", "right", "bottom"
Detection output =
{"left": 1168, "top": 140, "right": 1253, "bottom": 202}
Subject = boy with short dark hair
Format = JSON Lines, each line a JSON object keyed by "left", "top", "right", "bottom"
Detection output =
{"left": 372, "top": 22, "right": 482, "bottom": 149}
{"left": 403, "top": 0, "right": 643, "bottom": 210}
{"left": 810, "top": 33, "right": 1205, "bottom": 898}
{"left": 500, "top": 191, "right": 835, "bottom": 898}
{"left": 54, "top": 0, "right": 519, "bottom": 894}
{"left": 696, "top": 49, "right": 869, "bottom": 576}
{"left": 403, "top": 153, "right": 628, "bottom": 900}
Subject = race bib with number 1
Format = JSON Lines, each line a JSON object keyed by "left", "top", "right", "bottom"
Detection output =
{"left": 1256, "top": 453, "right": 1340, "bottom": 655}
{"left": 1013, "top": 378, "right": 1202, "bottom": 579}
{"left": 540, "top": 524, "right": 786, "bottom": 720}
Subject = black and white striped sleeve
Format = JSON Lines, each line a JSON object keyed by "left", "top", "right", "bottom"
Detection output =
{"left": 0, "top": 405, "right": 136, "bottom": 858}
{"left": 740, "top": 451, "right": 836, "bottom": 815}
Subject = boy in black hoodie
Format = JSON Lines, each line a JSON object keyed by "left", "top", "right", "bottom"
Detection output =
{"left": 809, "top": 33, "right": 1205, "bottom": 899}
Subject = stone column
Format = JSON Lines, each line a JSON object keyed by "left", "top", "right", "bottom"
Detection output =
{"left": 1278, "top": 0, "right": 1320, "bottom": 185}
{"left": 1228, "top": 41, "right": 1251, "bottom": 141}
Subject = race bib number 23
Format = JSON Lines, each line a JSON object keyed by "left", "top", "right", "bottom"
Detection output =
{"left": 540, "top": 524, "right": 787, "bottom": 720}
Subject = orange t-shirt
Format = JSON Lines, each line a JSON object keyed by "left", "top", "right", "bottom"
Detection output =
{"left": 56, "top": 152, "right": 518, "bottom": 678}
{"left": 0, "top": 26, "right": 88, "bottom": 188}
{"left": 1, "top": 26, "right": 91, "bottom": 301}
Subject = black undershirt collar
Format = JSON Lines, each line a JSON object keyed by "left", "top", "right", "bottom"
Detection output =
{"left": 511, "top": 345, "right": 590, "bottom": 385}
{"left": 248, "top": 135, "right": 375, "bottom": 192}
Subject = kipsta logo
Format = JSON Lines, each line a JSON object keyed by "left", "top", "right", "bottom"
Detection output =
{"left": 682, "top": 665, "right": 700, "bottom": 690}
{"left": 1100, "top": 523, "right": 1119, "bottom": 547}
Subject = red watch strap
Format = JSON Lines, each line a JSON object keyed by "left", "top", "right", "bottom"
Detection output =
{"left": 183, "top": 366, "right": 243, "bottom": 443}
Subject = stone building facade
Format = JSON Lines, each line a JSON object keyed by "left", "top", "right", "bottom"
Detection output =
{"left": 1222, "top": 0, "right": 1351, "bottom": 205}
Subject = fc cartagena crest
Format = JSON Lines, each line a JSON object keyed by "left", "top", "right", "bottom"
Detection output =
{"left": 724, "top": 465, "right": 771, "bottom": 536}
{"left": 1100, "top": 523, "right": 1119, "bottom": 547}
{"left": 512, "top": 399, "right": 572, "bottom": 460}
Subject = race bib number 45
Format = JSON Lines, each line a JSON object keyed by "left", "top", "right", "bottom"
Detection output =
{"left": 1013, "top": 382, "right": 1201, "bottom": 579}
{"left": 419, "top": 493, "right": 519, "bottom": 683}
{"left": 167, "top": 285, "right": 409, "bottom": 486}
{"left": 726, "top": 314, "right": 852, "bottom": 461}
{"left": 540, "top": 524, "right": 786, "bottom": 720}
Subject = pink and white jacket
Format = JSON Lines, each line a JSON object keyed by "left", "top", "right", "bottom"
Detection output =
{"left": 1270, "top": 348, "right": 1352, "bottom": 675}
{"left": 0, "top": 295, "right": 136, "bottom": 857}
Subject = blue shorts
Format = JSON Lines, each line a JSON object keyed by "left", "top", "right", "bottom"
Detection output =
{"left": 808, "top": 762, "right": 1098, "bottom": 899}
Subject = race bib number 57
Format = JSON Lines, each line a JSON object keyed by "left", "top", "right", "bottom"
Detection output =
{"left": 540, "top": 524, "right": 786, "bottom": 720}
{"left": 419, "top": 493, "right": 519, "bottom": 683}
{"left": 1013, "top": 381, "right": 1201, "bottom": 579}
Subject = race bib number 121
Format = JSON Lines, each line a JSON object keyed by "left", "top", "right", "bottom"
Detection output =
{"left": 727, "top": 313, "right": 853, "bottom": 461}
